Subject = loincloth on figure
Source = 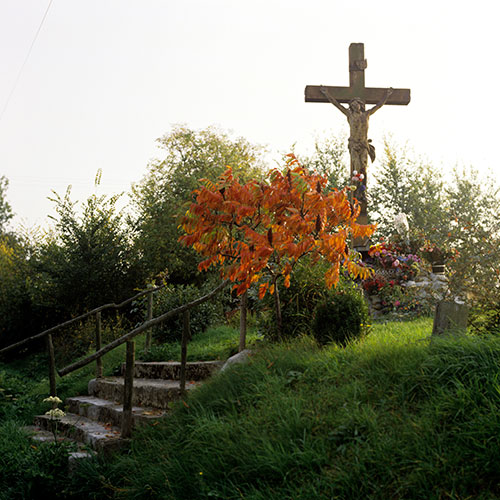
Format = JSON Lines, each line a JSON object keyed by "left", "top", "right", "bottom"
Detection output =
{"left": 348, "top": 138, "right": 376, "bottom": 163}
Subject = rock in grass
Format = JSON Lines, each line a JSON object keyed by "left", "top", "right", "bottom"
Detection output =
{"left": 221, "top": 350, "right": 252, "bottom": 372}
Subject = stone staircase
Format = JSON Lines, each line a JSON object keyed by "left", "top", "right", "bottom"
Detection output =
{"left": 27, "top": 360, "right": 223, "bottom": 455}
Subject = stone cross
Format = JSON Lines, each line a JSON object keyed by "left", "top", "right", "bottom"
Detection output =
{"left": 305, "top": 43, "right": 410, "bottom": 249}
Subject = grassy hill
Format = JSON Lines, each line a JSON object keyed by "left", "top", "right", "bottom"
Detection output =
{"left": 3, "top": 318, "right": 500, "bottom": 499}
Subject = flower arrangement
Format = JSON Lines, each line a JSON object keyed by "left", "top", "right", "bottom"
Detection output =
{"left": 419, "top": 239, "right": 458, "bottom": 265}
{"left": 367, "top": 242, "right": 421, "bottom": 278}
{"left": 362, "top": 275, "right": 387, "bottom": 295}
{"left": 351, "top": 170, "right": 365, "bottom": 183}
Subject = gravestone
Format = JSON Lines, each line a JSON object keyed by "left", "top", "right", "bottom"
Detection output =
{"left": 305, "top": 43, "right": 411, "bottom": 250}
{"left": 432, "top": 300, "right": 469, "bottom": 336}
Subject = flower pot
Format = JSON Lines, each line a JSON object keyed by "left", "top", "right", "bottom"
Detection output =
{"left": 431, "top": 263, "right": 445, "bottom": 274}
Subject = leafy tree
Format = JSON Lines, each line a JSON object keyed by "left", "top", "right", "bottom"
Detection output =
{"left": 130, "top": 125, "right": 267, "bottom": 284}
{"left": 0, "top": 176, "right": 13, "bottom": 234}
{"left": 300, "top": 133, "right": 349, "bottom": 190}
{"left": 180, "top": 155, "right": 374, "bottom": 337}
{"left": 369, "top": 140, "right": 447, "bottom": 243}
{"left": 0, "top": 235, "right": 32, "bottom": 347}
{"left": 31, "top": 184, "right": 139, "bottom": 317}
{"left": 444, "top": 167, "right": 500, "bottom": 302}
{"left": 369, "top": 140, "right": 500, "bottom": 307}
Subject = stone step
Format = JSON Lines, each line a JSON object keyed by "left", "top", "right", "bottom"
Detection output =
{"left": 122, "top": 360, "right": 223, "bottom": 381}
{"left": 66, "top": 395, "right": 167, "bottom": 429}
{"left": 88, "top": 377, "right": 198, "bottom": 409}
{"left": 25, "top": 426, "right": 96, "bottom": 464}
{"left": 33, "top": 413, "right": 124, "bottom": 454}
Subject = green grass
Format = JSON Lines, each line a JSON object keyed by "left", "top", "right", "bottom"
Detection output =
{"left": 0, "top": 420, "right": 75, "bottom": 500}
{"left": 4, "top": 317, "right": 500, "bottom": 499}
{"left": 139, "top": 324, "right": 263, "bottom": 362}
{"left": 46, "top": 315, "right": 500, "bottom": 500}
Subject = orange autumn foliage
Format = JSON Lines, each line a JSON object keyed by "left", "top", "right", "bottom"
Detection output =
{"left": 179, "top": 154, "right": 375, "bottom": 297}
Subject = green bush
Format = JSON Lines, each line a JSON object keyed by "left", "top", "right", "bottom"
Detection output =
{"left": 52, "top": 313, "right": 131, "bottom": 365}
{"left": 312, "top": 286, "right": 370, "bottom": 346}
{"left": 259, "top": 258, "right": 359, "bottom": 341}
{"left": 470, "top": 303, "right": 500, "bottom": 336}
{"left": 151, "top": 281, "right": 225, "bottom": 343}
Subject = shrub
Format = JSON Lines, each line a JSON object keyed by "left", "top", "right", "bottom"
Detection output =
{"left": 258, "top": 258, "right": 362, "bottom": 341}
{"left": 312, "top": 286, "right": 370, "bottom": 346}
{"left": 52, "top": 313, "right": 131, "bottom": 365}
{"left": 151, "top": 281, "right": 225, "bottom": 343}
{"left": 469, "top": 303, "right": 500, "bottom": 336}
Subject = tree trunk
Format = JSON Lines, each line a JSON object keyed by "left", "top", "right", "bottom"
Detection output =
{"left": 180, "top": 310, "right": 190, "bottom": 398}
{"left": 239, "top": 290, "right": 248, "bottom": 352}
{"left": 273, "top": 276, "right": 283, "bottom": 339}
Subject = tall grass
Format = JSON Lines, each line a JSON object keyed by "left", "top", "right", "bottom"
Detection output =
{"left": 5, "top": 317, "right": 500, "bottom": 499}
{"left": 61, "top": 317, "right": 500, "bottom": 499}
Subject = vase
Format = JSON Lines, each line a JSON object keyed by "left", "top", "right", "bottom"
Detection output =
{"left": 431, "top": 263, "right": 445, "bottom": 274}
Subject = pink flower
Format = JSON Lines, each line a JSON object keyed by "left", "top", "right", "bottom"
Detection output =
{"left": 392, "top": 260, "right": 400, "bottom": 267}
{"left": 394, "top": 300, "right": 401, "bottom": 307}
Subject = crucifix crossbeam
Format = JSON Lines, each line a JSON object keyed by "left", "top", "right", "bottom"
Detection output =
{"left": 305, "top": 43, "right": 410, "bottom": 106}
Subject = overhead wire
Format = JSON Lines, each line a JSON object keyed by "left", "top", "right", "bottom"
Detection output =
{"left": 0, "top": 0, "right": 53, "bottom": 123}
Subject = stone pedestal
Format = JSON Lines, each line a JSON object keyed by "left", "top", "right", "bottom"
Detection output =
{"left": 432, "top": 300, "right": 469, "bottom": 336}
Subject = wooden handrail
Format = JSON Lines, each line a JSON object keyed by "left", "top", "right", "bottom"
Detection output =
{"left": 2, "top": 278, "right": 230, "bottom": 438}
{"left": 0, "top": 285, "right": 166, "bottom": 356}
{"left": 58, "top": 279, "right": 230, "bottom": 377}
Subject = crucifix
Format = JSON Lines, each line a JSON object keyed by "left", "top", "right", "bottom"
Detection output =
{"left": 305, "top": 42, "right": 410, "bottom": 249}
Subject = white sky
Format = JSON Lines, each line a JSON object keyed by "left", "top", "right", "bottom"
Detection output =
{"left": 1, "top": 0, "right": 499, "bottom": 229}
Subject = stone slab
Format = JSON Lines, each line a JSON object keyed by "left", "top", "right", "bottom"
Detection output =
{"left": 66, "top": 395, "right": 167, "bottom": 428}
{"left": 33, "top": 412, "right": 124, "bottom": 454}
{"left": 88, "top": 377, "right": 199, "bottom": 409}
{"left": 123, "top": 360, "right": 223, "bottom": 381}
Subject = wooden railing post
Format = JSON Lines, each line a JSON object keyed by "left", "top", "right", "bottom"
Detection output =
{"left": 144, "top": 291, "right": 153, "bottom": 352}
{"left": 95, "top": 311, "right": 103, "bottom": 378}
{"left": 46, "top": 334, "right": 57, "bottom": 397}
{"left": 121, "top": 340, "right": 135, "bottom": 439}
{"left": 180, "top": 310, "right": 190, "bottom": 397}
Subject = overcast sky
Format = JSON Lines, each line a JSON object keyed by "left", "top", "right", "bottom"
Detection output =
{"left": 1, "top": 0, "right": 498, "bottom": 229}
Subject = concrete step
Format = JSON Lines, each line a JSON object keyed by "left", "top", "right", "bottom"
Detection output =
{"left": 33, "top": 412, "right": 124, "bottom": 454}
{"left": 88, "top": 377, "right": 199, "bottom": 409}
{"left": 66, "top": 395, "right": 167, "bottom": 429}
{"left": 122, "top": 360, "right": 223, "bottom": 381}
{"left": 25, "top": 426, "right": 96, "bottom": 464}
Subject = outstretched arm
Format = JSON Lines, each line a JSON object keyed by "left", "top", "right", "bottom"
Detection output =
{"left": 320, "top": 86, "right": 349, "bottom": 117}
{"left": 367, "top": 87, "right": 394, "bottom": 116}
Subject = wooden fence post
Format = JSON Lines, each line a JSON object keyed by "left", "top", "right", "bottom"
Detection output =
{"left": 46, "top": 333, "right": 57, "bottom": 397}
{"left": 145, "top": 291, "right": 153, "bottom": 352}
{"left": 121, "top": 340, "right": 135, "bottom": 438}
{"left": 95, "top": 311, "right": 103, "bottom": 378}
{"left": 180, "top": 310, "right": 190, "bottom": 397}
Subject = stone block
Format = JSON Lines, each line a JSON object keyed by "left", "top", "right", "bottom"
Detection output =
{"left": 432, "top": 300, "right": 469, "bottom": 336}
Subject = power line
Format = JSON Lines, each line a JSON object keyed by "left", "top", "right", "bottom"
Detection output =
{"left": 0, "top": 0, "right": 53, "bottom": 122}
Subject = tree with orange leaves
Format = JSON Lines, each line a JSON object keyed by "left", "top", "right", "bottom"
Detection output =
{"left": 180, "top": 154, "right": 375, "bottom": 337}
